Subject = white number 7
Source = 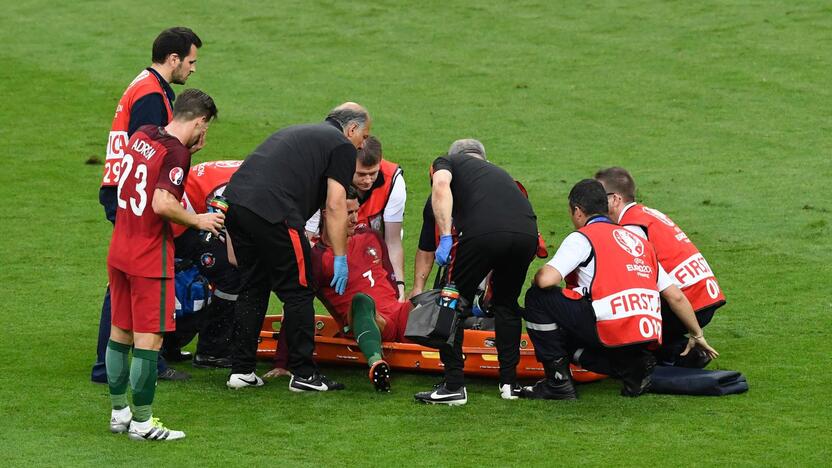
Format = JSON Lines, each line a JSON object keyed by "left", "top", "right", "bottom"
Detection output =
{"left": 362, "top": 270, "right": 375, "bottom": 288}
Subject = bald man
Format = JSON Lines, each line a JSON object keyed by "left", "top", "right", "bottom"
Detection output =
{"left": 223, "top": 102, "right": 371, "bottom": 392}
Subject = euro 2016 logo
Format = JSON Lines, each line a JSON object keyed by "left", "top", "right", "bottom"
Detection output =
{"left": 169, "top": 167, "right": 184, "bottom": 186}
{"left": 613, "top": 229, "right": 645, "bottom": 257}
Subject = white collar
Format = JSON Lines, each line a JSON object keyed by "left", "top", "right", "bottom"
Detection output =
{"left": 618, "top": 202, "right": 638, "bottom": 223}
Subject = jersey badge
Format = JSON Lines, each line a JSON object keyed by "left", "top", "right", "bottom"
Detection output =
{"left": 169, "top": 167, "right": 184, "bottom": 186}
{"left": 200, "top": 252, "right": 215, "bottom": 269}
{"left": 365, "top": 246, "right": 380, "bottom": 264}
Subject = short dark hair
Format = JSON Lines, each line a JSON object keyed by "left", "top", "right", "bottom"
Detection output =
{"left": 152, "top": 27, "right": 202, "bottom": 64}
{"left": 595, "top": 167, "right": 636, "bottom": 203}
{"left": 346, "top": 186, "right": 359, "bottom": 200}
{"left": 568, "top": 179, "right": 609, "bottom": 216}
{"left": 173, "top": 89, "right": 218, "bottom": 122}
{"left": 358, "top": 136, "right": 382, "bottom": 166}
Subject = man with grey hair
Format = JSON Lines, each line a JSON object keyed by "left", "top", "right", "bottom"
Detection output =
{"left": 412, "top": 139, "right": 539, "bottom": 405}
{"left": 447, "top": 138, "right": 487, "bottom": 160}
{"left": 411, "top": 139, "right": 486, "bottom": 298}
{"left": 222, "top": 102, "right": 371, "bottom": 392}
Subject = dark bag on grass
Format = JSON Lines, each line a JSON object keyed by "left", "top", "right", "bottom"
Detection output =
{"left": 405, "top": 268, "right": 469, "bottom": 349}
{"left": 649, "top": 365, "right": 749, "bottom": 396}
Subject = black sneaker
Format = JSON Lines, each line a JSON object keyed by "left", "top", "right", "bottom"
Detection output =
{"left": 289, "top": 373, "right": 345, "bottom": 392}
{"left": 369, "top": 360, "right": 391, "bottom": 392}
{"left": 158, "top": 367, "right": 191, "bottom": 381}
{"left": 521, "top": 378, "right": 577, "bottom": 400}
{"left": 193, "top": 354, "right": 232, "bottom": 369}
{"left": 620, "top": 354, "right": 656, "bottom": 397}
{"left": 414, "top": 382, "right": 467, "bottom": 406}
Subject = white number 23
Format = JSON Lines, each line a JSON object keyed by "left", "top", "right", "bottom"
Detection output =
{"left": 116, "top": 154, "right": 148, "bottom": 216}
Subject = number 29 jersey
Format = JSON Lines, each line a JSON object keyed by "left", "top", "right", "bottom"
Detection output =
{"left": 108, "top": 125, "right": 191, "bottom": 278}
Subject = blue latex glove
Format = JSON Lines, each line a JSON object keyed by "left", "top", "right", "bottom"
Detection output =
{"left": 435, "top": 235, "right": 454, "bottom": 266}
{"left": 331, "top": 255, "right": 348, "bottom": 295}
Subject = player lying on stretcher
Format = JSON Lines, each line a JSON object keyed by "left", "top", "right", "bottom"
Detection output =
{"left": 265, "top": 191, "right": 411, "bottom": 391}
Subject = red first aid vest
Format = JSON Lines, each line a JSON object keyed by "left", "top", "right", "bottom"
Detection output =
{"left": 172, "top": 160, "right": 242, "bottom": 237}
{"left": 572, "top": 221, "right": 663, "bottom": 347}
{"left": 101, "top": 69, "right": 173, "bottom": 187}
{"left": 619, "top": 204, "right": 725, "bottom": 312}
{"left": 357, "top": 160, "right": 402, "bottom": 232}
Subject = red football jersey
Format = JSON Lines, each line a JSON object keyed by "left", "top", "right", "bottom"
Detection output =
{"left": 108, "top": 125, "right": 191, "bottom": 278}
{"left": 173, "top": 160, "right": 242, "bottom": 237}
{"left": 312, "top": 229, "right": 400, "bottom": 328}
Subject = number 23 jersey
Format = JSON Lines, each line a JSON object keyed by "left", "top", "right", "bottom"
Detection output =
{"left": 108, "top": 125, "right": 191, "bottom": 278}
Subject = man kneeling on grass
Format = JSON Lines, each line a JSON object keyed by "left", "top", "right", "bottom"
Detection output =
{"left": 521, "top": 179, "right": 719, "bottom": 400}
{"left": 265, "top": 188, "right": 410, "bottom": 391}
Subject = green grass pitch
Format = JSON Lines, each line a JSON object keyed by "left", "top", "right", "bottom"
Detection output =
{"left": 0, "top": 0, "right": 830, "bottom": 466}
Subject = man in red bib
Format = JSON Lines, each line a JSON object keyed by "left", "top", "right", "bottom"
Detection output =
{"left": 521, "top": 180, "right": 718, "bottom": 400}
{"left": 105, "top": 90, "right": 220, "bottom": 441}
{"left": 596, "top": 167, "right": 726, "bottom": 368}
{"left": 92, "top": 27, "right": 203, "bottom": 383}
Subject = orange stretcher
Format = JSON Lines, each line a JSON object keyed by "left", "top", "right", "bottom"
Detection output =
{"left": 256, "top": 315, "right": 606, "bottom": 383}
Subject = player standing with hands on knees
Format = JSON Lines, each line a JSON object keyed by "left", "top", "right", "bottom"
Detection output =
{"left": 106, "top": 89, "right": 219, "bottom": 441}
{"left": 222, "top": 102, "right": 370, "bottom": 392}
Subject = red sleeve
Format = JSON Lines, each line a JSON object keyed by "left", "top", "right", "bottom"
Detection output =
{"left": 310, "top": 244, "right": 331, "bottom": 290}
{"left": 156, "top": 143, "right": 191, "bottom": 200}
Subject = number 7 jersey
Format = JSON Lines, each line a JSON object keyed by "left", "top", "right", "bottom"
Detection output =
{"left": 108, "top": 125, "right": 191, "bottom": 278}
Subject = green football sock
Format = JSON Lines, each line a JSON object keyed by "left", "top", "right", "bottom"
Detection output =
{"left": 106, "top": 340, "right": 131, "bottom": 410}
{"left": 130, "top": 348, "right": 159, "bottom": 422}
{"left": 350, "top": 293, "right": 383, "bottom": 366}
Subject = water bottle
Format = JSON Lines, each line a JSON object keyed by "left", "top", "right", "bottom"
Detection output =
{"left": 438, "top": 283, "right": 459, "bottom": 310}
{"left": 433, "top": 282, "right": 460, "bottom": 341}
{"left": 199, "top": 195, "right": 229, "bottom": 244}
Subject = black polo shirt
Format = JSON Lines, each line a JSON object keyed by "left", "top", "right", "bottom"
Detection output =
{"left": 224, "top": 119, "right": 356, "bottom": 227}
{"left": 429, "top": 153, "right": 537, "bottom": 240}
{"left": 418, "top": 195, "right": 438, "bottom": 251}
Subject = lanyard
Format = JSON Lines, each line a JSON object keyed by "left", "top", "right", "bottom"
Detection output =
{"left": 586, "top": 215, "right": 612, "bottom": 225}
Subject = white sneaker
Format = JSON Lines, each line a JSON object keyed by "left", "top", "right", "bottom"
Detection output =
{"left": 227, "top": 372, "right": 264, "bottom": 389}
{"left": 127, "top": 417, "right": 186, "bottom": 441}
{"left": 499, "top": 383, "right": 522, "bottom": 400}
{"left": 109, "top": 407, "right": 132, "bottom": 433}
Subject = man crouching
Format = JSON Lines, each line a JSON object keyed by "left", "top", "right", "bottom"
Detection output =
{"left": 521, "top": 179, "right": 718, "bottom": 400}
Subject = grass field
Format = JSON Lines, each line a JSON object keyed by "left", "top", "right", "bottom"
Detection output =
{"left": 1, "top": 0, "right": 830, "bottom": 466}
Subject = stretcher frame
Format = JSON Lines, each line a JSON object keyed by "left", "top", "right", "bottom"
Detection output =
{"left": 257, "top": 315, "right": 605, "bottom": 383}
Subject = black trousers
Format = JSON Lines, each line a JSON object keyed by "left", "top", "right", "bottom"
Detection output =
{"left": 161, "top": 295, "right": 237, "bottom": 358}
{"left": 226, "top": 205, "right": 317, "bottom": 377}
{"left": 655, "top": 299, "right": 720, "bottom": 363}
{"left": 440, "top": 231, "right": 537, "bottom": 388}
{"left": 164, "top": 229, "right": 241, "bottom": 358}
{"left": 523, "top": 286, "right": 649, "bottom": 378}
